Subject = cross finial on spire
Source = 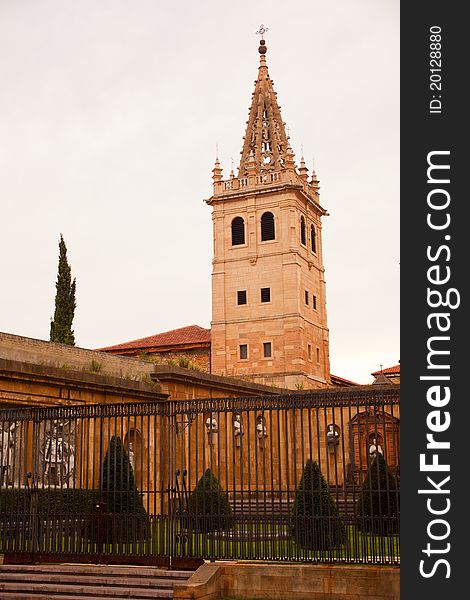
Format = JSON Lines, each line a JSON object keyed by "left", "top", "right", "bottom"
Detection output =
{"left": 256, "top": 25, "right": 268, "bottom": 56}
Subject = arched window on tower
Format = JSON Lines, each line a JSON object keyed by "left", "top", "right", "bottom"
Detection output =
{"left": 261, "top": 212, "right": 275, "bottom": 241}
{"left": 300, "top": 216, "right": 306, "bottom": 246}
{"left": 232, "top": 217, "right": 245, "bottom": 246}
{"left": 311, "top": 224, "right": 317, "bottom": 253}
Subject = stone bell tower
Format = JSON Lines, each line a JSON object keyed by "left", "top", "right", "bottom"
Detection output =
{"left": 206, "top": 34, "right": 330, "bottom": 390}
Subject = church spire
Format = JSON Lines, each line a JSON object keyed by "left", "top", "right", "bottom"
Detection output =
{"left": 238, "top": 33, "right": 292, "bottom": 177}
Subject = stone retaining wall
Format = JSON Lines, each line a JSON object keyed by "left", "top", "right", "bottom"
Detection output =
{"left": 173, "top": 562, "right": 400, "bottom": 600}
{"left": 0, "top": 332, "right": 154, "bottom": 381}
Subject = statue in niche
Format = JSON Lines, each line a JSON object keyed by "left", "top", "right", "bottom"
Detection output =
{"left": 233, "top": 413, "right": 243, "bottom": 448}
{"left": 205, "top": 416, "right": 218, "bottom": 433}
{"left": 205, "top": 415, "right": 218, "bottom": 444}
{"left": 326, "top": 424, "right": 340, "bottom": 454}
{"left": 0, "top": 421, "right": 20, "bottom": 486}
{"left": 128, "top": 442, "right": 136, "bottom": 472}
{"left": 368, "top": 436, "right": 383, "bottom": 459}
{"left": 256, "top": 415, "right": 268, "bottom": 448}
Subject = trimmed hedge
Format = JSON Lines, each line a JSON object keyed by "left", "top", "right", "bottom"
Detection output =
{"left": 0, "top": 488, "right": 99, "bottom": 515}
{"left": 355, "top": 453, "right": 399, "bottom": 535}
{"left": 98, "top": 435, "right": 149, "bottom": 542}
{"left": 291, "top": 459, "right": 346, "bottom": 550}
{"left": 188, "top": 469, "right": 233, "bottom": 533}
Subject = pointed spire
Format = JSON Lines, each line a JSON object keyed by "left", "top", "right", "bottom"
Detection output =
{"left": 238, "top": 33, "right": 292, "bottom": 177}
{"left": 299, "top": 153, "right": 309, "bottom": 181}
{"left": 283, "top": 143, "right": 296, "bottom": 171}
{"left": 310, "top": 158, "right": 320, "bottom": 191}
{"left": 212, "top": 155, "right": 223, "bottom": 182}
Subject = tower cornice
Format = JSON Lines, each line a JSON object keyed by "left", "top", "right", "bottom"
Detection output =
{"left": 205, "top": 176, "right": 328, "bottom": 216}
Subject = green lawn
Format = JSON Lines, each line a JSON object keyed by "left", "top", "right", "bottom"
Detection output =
{"left": 1, "top": 516, "right": 399, "bottom": 564}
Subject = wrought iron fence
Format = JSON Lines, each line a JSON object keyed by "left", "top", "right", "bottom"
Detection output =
{"left": 0, "top": 386, "right": 400, "bottom": 565}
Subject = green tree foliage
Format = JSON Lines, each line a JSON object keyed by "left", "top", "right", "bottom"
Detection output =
{"left": 188, "top": 468, "right": 233, "bottom": 533}
{"left": 291, "top": 459, "right": 346, "bottom": 550}
{"left": 99, "top": 435, "right": 148, "bottom": 542}
{"left": 356, "top": 452, "right": 399, "bottom": 535}
{"left": 50, "top": 234, "right": 76, "bottom": 345}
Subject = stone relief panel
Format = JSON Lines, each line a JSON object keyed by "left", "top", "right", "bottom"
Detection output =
{"left": 38, "top": 418, "right": 76, "bottom": 487}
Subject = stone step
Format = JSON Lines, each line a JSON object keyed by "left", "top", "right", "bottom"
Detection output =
{"left": 0, "top": 572, "right": 179, "bottom": 588}
{"left": 0, "top": 564, "right": 193, "bottom": 600}
{"left": 0, "top": 595, "right": 151, "bottom": 600}
{"left": 0, "top": 564, "right": 192, "bottom": 579}
{"left": 0, "top": 582, "right": 173, "bottom": 598}
{"left": 231, "top": 493, "right": 357, "bottom": 515}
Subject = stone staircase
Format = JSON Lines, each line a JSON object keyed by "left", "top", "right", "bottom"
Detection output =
{"left": 0, "top": 564, "right": 193, "bottom": 599}
{"left": 231, "top": 486, "right": 358, "bottom": 520}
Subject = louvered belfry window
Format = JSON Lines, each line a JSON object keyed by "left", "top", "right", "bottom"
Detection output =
{"left": 232, "top": 217, "right": 245, "bottom": 246}
{"left": 261, "top": 212, "right": 275, "bottom": 241}
{"left": 300, "top": 216, "right": 306, "bottom": 245}
{"left": 311, "top": 224, "right": 317, "bottom": 253}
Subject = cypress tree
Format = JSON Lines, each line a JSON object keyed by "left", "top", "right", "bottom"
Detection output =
{"left": 99, "top": 435, "right": 148, "bottom": 542}
{"left": 291, "top": 459, "right": 346, "bottom": 550}
{"left": 50, "top": 234, "right": 76, "bottom": 345}
{"left": 188, "top": 468, "right": 233, "bottom": 533}
{"left": 356, "top": 452, "right": 399, "bottom": 535}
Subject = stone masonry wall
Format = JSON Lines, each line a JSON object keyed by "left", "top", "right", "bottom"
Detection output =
{"left": 0, "top": 332, "right": 154, "bottom": 381}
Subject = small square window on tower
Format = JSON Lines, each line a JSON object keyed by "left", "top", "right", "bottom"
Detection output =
{"left": 305, "top": 290, "right": 309, "bottom": 305}
{"left": 261, "top": 287, "right": 271, "bottom": 303}
{"left": 316, "top": 347, "right": 320, "bottom": 363}
{"left": 313, "top": 295, "right": 317, "bottom": 310}
{"left": 308, "top": 344, "right": 312, "bottom": 360}
{"left": 239, "top": 344, "right": 248, "bottom": 360}
{"left": 263, "top": 342, "right": 272, "bottom": 358}
{"left": 237, "top": 290, "right": 247, "bottom": 305}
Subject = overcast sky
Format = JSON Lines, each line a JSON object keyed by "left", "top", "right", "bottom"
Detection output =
{"left": 0, "top": 0, "right": 399, "bottom": 384}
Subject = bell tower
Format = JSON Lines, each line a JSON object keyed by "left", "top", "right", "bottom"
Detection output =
{"left": 206, "top": 34, "right": 330, "bottom": 390}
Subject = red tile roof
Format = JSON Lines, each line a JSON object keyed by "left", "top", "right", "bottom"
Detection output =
{"left": 330, "top": 374, "right": 359, "bottom": 386}
{"left": 97, "top": 325, "right": 211, "bottom": 352}
{"left": 371, "top": 364, "right": 400, "bottom": 376}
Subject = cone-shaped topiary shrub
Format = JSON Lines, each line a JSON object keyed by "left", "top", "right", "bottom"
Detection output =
{"left": 291, "top": 459, "right": 346, "bottom": 550}
{"left": 188, "top": 468, "right": 233, "bottom": 533}
{"left": 97, "top": 435, "right": 149, "bottom": 543}
{"left": 356, "top": 452, "right": 399, "bottom": 535}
